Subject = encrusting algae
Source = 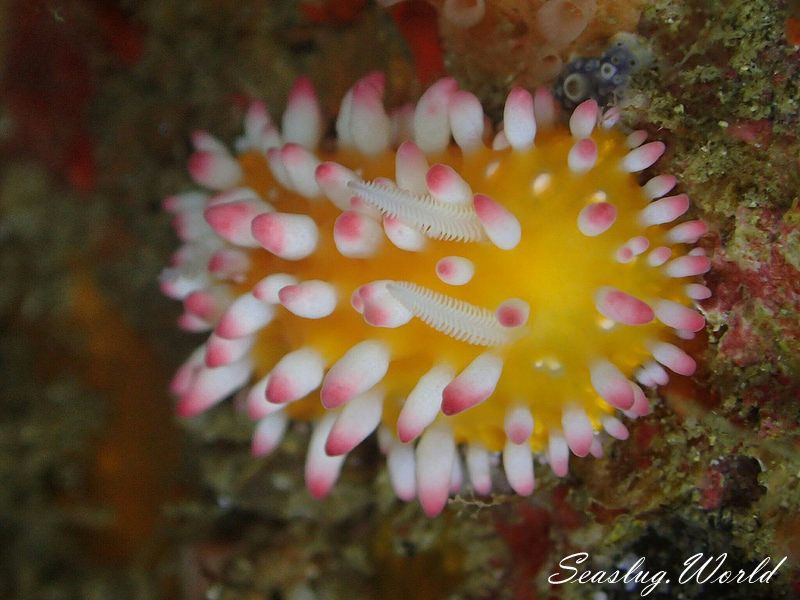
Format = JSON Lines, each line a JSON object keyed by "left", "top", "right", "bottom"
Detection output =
{"left": 161, "top": 72, "right": 709, "bottom": 516}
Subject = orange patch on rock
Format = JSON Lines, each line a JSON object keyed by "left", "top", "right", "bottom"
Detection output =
{"left": 69, "top": 272, "right": 180, "bottom": 561}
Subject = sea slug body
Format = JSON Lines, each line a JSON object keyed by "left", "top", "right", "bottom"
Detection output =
{"left": 161, "top": 72, "right": 710, "bottom": 516}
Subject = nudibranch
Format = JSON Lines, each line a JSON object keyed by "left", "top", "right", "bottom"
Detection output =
{"left": 161, "top": 73, "right": 710, "bottom": 517}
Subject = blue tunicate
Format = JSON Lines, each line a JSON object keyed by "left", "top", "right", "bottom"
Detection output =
{"left": 553, "top": 34, "right": 648, "bottom": 110}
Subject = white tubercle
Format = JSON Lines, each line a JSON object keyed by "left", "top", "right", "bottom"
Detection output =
{"left": 448, "top": 90, "right": 484, "bottom": 152}
{"left": 172, "top": 209, "right": 213, "bottom": 242}
{"left": 416, "top": 423, "right": 456, "bottom": 517}
{"left": 265, "top": 147, "right": 294, "bottom": 189}
{"left": 205, "top": 333, "right": 255, "bottom": 368}
{"left": 305, "top": 413, "right": 346, "bottom": 499}
{"left": 246, "top": 374, "right": 282, "bottom": 421}
{"left": 281, "top": 144, "right": 321, "bottom": 198}
{"left": 636, "top": 360, "right": 669, "bottom": 388}
{"left": 625, "top": 129, "right": 648, "bottom": 148}
{"left": 601, "top": 106, "right": 621, "bottom": 129}
{"left": 569, "top": 99, "right": 598, "bottom": 139}
{"left": 635, "top": 367, "right": 655, "bottom": 388}
{"left": 643, "top": 174, "right": 677, "bottom": 199}
{"left": 325, "top": 387, "right": 384, "bottom": 456}
{"left": 252, "top": 273, "right": 299, "bottom": 303}
{"left": 503, "top": 87, "right": 536, "bottom": 150}
{"left": 686, "top": 283, "right": 712, "bottom": 300}
{"left": 282, "top": 76, "right": 323, "bottom": 150}
{"left": 252, "top": 123, "right": 282, "bottom": 155}
{"left": 503, "top": 439, "right": 535, "bottom": 496}
{"left": 251, "top": 411, "right": 289, "bottom": 457}
{"left": 665, "top": 255, "right": 712, "bottom": 278}
{"left": 169, "top": 345, "right": 207, "bottom": 397}
{"left": 278, "top": 280, "right": 338, "bottom": 319}
{"left": 266, "top": 347, "right": 326, "bottom": 404}
{"left": 642, "top": 360, "right": 669, "bottom": 386}
{"left": 621, "top": 141, "right": 666, "bottom": 172}
{"left": 168, "top": 240, "right": 212, "bottom": 269}
{"left": 647, "top": 246, "right": 672, "bottom": 267}
{"left": 169, "top": 240, "right": 214, "bottom": 270}
{"left": 589, "top": 435, "right": 604, "bottom": 458}
{"left": 184, "top": 286, "right": 233, "bottom": 323}
{"left": 654, "top": 299, "right": 705, "bottom": 332}
{"left": 251, "top": 212, "right": 319, "bottom": 260}
{"left": 160, "top": 268, "right": 210, "bottom": 302}
{"left": 387, "top": 441, "right": 417, "bottom": 501}
{"left": 238, "top": 100, "right": 275, "bottom": 152}
{"left": 533, "top": 87, "right": 558, "bottom": 130}
{"left": 492, "top": 130, "right": 510, "bottom": 150}
{"left": 335, "top": 86, "right": 355, "bottom": 148}
{"left": 601, "top": 416, "right": 629, "bottom": 441}
{"left": 435, "top": 256, "right": 475, "bottom": 285}
{"left": 614, "top": 246, "right": 634, "bottom": 264}
{"left": 333, "top": 210, "right": 384, "bottom": 258}
{"left": 466, "top": 443, "right": 492, "bottom": 495}
{"left": 495, "top": 298, "right": 530, "bottom": 328}
{"left": 350, "top": 290, "right": 364, "bottom": 314}
{"left": 577, "top": 201, "right": 617, "bottom": 236}
{"left": 449, "top": 451, "right": 466, "bottom": 493}
{"left": 590, "top": 360, "right": 634, "bottom": 410}
{"left": 177, "top": 312, "right": 212, "bottom": 333}
{"left": 441, "top": 352, "right": 503, "bottom": 415}
{"left": 177, "top": 357, "right": 253, "bottom": 418}
{"left": 395, "top": 141, "right": 430, "bottom": 195}
{"left": 426, "top": 164, "right": 473, "bottom": 204}
{"left": 547, "top": 432, "right": 570, "bottom": 478}
{"left": 666, "top": 220, "right": 708, "bottom": 244}
{"left": 208, "top": 248, "right": 250, "bottom": 280}
{"left": 594, "top": 286, "right": 654, "bottom": 325}
{"left": 625, "top": 383, "right": 651, "bottom": 419}
{"left": 568, "top": 138, "right": 598, "bottom": 173}
{"left": 204, "top": 190, "right": 272, "bottom": 248}
{"left": 504, "top": 405, "right": 534, "bottom": 444}
{"left": 650, "top": 341, "right": 697, "bottom": 376}
{"left": 216, "top": 293, "right": 276, "bottom": 339}
{"left": 188, "top": 150, "right": 243, "bottom": 191}
{"left": 561, "top": 404, "right": 593, "bottom": 457}
{"left": 414, "top": 78, "right": 459, "bottom": 154}
{"left": 320, "top": 340, "right": 391, "bottom": 408}
{"left": 191, "top": 130, "right": 228, "bottom": 153}
{"left": 473, "top": 193, "right": 522, "bottom": 249}
{"left": 357, "top": 280, "right": 413, "bottom": 328}
{"left": 163, "top": 191, "right": 208, "bottom": 214}
{"left": 315, "top": 162, "right": 359, "bottom": 211}
{"left": 383, "top": 215, "right": 427, "bottom": 251}
{"left": 351, "top": 77, "right": 392, "bottom": 155}
{"left": 396, "top": 364, "right": 454, "bottom": 443}
{"left": 639, "top": 194, "right": 690, "bottom": 226}
{"left": 204, "top": 185, "right": 260, "bottom": 209}
{"left": 628, "top": 236, "right": 650, "bottom": 256}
